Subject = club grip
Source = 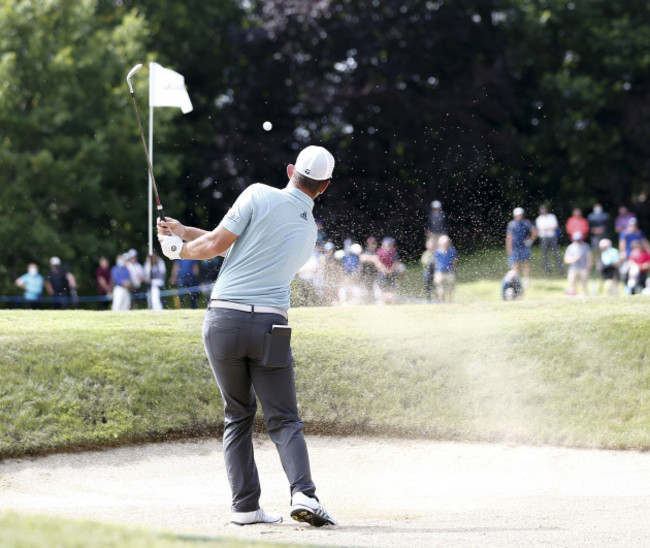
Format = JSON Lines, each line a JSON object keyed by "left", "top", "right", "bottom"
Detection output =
{"left": 157, "top": 205, "right": 166, "bottom": 222}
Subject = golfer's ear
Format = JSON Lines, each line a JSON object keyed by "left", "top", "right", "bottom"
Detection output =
{"left": 319, "top": 180, "right": 330, "bottom": 194}
{"left": 287, "top": 164, "right": 295, "bottom": 179}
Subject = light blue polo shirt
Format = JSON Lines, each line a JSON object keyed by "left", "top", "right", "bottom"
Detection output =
{"left": 211, "top": 183, "right": 317, "bottom": 310}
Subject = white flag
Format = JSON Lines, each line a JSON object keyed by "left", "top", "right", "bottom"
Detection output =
{"left": 149, "top": 62, "right": 193, "bottom": 114}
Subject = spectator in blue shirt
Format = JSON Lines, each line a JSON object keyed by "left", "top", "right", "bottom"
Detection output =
{"left": 506, "top": 207, "right": 537, "bottom": 288}
{"left": 15, "top": 263, "right": 44, "bottom": 308}
{"left": 170, "top": 259, "right": 200, "bottom": 308}
{"left": 434, "top": 235, "right": 458, "bottom": 303}
{"left": 110, "top": 254, "right": 132, "bottom": 311}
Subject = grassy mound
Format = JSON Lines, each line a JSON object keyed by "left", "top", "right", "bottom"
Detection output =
{"left": 2, "top": 293, "right": 649, "bottom": 459}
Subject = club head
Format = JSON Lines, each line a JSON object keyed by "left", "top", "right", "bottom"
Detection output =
{"left": 126, "top": 63, "right": 143, "bottom": 93}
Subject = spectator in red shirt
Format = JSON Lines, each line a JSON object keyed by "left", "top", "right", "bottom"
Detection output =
{"left": 566, "top": 208, "right": 590, "bottom": 242}
{"left": 374, "top": 237, "right": 404, "bottom": 304}
{"left": 627, "top": 240, "right": 650, "bottom": 295}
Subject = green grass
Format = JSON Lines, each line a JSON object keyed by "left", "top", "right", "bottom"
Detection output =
{"left": 0, "top": 511, "right": 301, "bottom": 548}
{"left": 2, "top": 289, "right": 650, "bottom": 459}
{"left": 2, "top": 268, "right": 649, "bottom": 547}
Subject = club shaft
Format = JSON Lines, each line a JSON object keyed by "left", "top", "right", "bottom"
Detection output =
{"left": 129, "top": 91, "right": 166, "bottom": 222}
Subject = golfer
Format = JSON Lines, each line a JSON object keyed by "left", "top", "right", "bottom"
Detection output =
{"left": 157, "top": 145, "right": 338, "bottom": 527}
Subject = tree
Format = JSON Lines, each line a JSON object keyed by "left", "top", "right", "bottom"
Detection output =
{"left": 0, "top": 0, "right": 185, "bottom": 296}
{"left": 502, "top": 0, "right": 650, "bottom": 219}
{"left": 199, "top": 0, "right": 525, "bottom": 256}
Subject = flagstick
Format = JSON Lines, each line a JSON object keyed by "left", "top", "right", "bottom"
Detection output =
{"left": 148, "top": 63, "right": 155, "bottom": 309}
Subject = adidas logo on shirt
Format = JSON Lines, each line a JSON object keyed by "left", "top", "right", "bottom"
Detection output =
{"left": 300, "top": 212, "right": 308, "bottom": 220}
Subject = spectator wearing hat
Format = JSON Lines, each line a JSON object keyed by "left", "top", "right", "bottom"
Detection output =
{"left": 426, "top": 200, "right": 447, "bottom": 250}
{"left": 502, "top": 269, "right": 524, "bottom": 301}
{"left": 125, "top": 249, "right": 145, "bottom": 309}
{"left": 618, "top": 217, "right": 648, "bottom": 260}
{"left": 565, "top": 208, "right": 589, "bottom": 242}
{"left": 506, "top": 207, "right": 537, "bottom": 287}
{"left": 45, "top": 256, "right": 77, "bottom": 308}
{"left": 597, "top": 239, "right": 621, "bottom": 296}
{"left": 535, "top": 205, "right": 564, "bottom": 276}
{"left": 564, "top": 231, "right": 592, "bottom": 297}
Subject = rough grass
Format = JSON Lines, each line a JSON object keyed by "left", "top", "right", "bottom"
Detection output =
{"left": 1, "top": 293, "right": 649, "bottom": 459}
{"left": 0, "top": 511, "right": 298, "bottom": 548}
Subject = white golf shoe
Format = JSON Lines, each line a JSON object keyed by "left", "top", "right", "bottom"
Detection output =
{"left": 230, "top": 508, "right": 283, "bottom": 526}
{"left": 290, "top": 491, "right": 338, "bottom": 527}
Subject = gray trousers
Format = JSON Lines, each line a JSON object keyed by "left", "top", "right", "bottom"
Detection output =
{"left": 202, "top": 307, "right": 316, "bottom": 512}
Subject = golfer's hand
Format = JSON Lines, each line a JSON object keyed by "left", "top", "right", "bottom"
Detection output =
{"left": 159, "top": 234, "right": 184, "bottom": 260}
{"left": 157, "top": 217, "right": 185, "bottom": 238}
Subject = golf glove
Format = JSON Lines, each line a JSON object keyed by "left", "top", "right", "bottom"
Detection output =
{"left": 159, "top": 234, "right": 184, "bottom": 260}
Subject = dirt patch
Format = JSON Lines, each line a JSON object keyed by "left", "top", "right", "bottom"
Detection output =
{"left": 1, "top": 436, "right": 649, "bottom": 547}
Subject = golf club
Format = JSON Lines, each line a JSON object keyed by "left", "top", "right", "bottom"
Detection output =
{"left": 126, "top": 63, "right": 166, "bottom": 222}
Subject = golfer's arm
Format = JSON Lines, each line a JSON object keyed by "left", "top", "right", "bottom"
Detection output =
{"left": 180, "top": 226, "right": 210, "bottom": 241}
{"left": 180, "top": 225, "right": 238, "bottom": 260}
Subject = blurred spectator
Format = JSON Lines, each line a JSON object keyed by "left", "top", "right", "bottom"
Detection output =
{"left": 125, "top": 249, "right": 145, "bottom": 309}
{"left": 45, "top": 256, "right": 77, "bottom": 309}
{"left": 587, "top": 203, "right": 610, "bottom": 250}
{"left": 502, "top": 269, "right": 524, "bottom": 301}
{"left": 14, "top": 263, "right": 44, "bottom": 308}
{"left": 618, "top": 218, "right": 648, "bottom": 260}
{"left": 375, "top": 237, "right": 404, "bottom": 304}
{"left": 145, "top": 251, "right": 166, "bottom": 310}
{"left": 338, "top": 240, "right": 363, "bottom": 305}
{"left": 359, "top": 236, "right": 379, "bottom": 302}
{"left": 426, "top": 200, "right": 447, "bottom": 248}
{"left": 95, "top": 256, "right": 113, "bottom": 309}
{"left": 535, "top": 205, "right": 564, "bottom": 276}
{"left": 565, "top": 208, "right": 589, "bottom": 242}
{"left": 110, "top": 254, "right": 132, "bottom": 311}
{"left": 597, "top": 239, "right": 621, "bottom": 297}
{"left": 321, "top": 241, "right": 341, "bottom": 305}
{"left": 420, "top": 237, "right": 436, "bottom": 303}
{"left": 295, "top": 245, "right": 324, "bottom": 306}
{"left": 615, "top": 206, "right": 635, "bottom": 235}
{"left": 626, "top": 240, "right": 650, "bottom": 295}
{"left": 315, "top": 219, "right": 329, "bottom": 246}
{"left": 200, "top": 256, "right": 224, "bottom": 298}
{"left": 564, "top": 231, "right": 592, "bottom": 297}
{"left": 433, "top": 235, "right": 457, "bottom": 303}
{"left": 170, "top": 259, "right": 200, "bottom": 309}
{"left": 506, "top": 207, "right": 537, "bottom": 287}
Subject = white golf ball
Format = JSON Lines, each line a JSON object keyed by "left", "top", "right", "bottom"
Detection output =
{"left": 263, "top": 121, "right": 273, "bottom": 131}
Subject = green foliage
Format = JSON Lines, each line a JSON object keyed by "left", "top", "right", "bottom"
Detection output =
{"left": 2, "top": 0, "right": 650, "bottom": 292}
{"left": 0, "top": 0, "right": 152, "bottom": 294}
{"left": 503, "top": 0, "right": 650, "bottom": 215}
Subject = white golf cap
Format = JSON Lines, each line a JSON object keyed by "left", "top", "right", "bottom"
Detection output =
{"left": 513, "top": 207, "right": 524, "bottom": 217}
{"left": 50, "top": 256, "right": 61, "bottom": 266}
{"left": 431, "top": 200, "right": 442, "bottom": 208}
{"left": 294, "top": 146, "right": 335, "bottom": 181}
